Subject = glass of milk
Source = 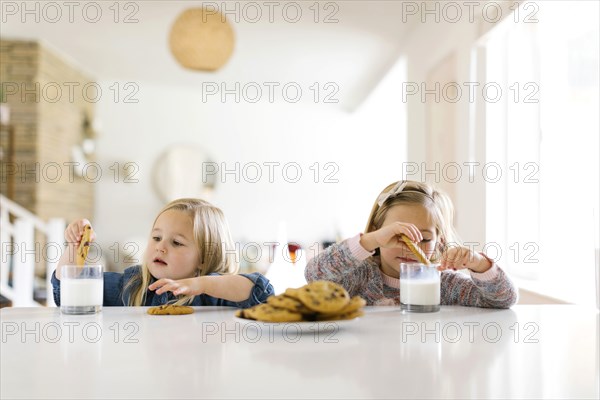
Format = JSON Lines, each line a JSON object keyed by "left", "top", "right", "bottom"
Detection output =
{"left": 400, "top": 262, "right": 440, "bottom": 312}
{"left": 60, "top": 265, "right": 103, "bottom": 315}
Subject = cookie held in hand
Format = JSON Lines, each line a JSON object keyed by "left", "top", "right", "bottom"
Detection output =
{"left": 400, "top": 234, "right": 430, "bottom": 265}
{"left": 76, "top": 225, "right": 93, "bottom": 266}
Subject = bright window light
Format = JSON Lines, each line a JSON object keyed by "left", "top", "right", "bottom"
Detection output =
{"left": 482, "top": 1, "right": 599, "bottom": 305}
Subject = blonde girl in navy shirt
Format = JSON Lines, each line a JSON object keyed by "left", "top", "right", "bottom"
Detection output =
{"left": 52, "top": 198, "right": 273, "bottom": 307}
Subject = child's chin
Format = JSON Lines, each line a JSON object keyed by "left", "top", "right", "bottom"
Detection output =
{"left": 148, "top": 266, "right": 169, "bottom": 280}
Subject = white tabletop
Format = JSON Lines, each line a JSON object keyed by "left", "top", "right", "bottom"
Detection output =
{"left": 1, "top": 305, "right": 598, "bottom": 399}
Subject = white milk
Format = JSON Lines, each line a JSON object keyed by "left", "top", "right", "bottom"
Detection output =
{"left": 400, "top": 279, "right": 440, "bottom": 305}
{"left": 61, "top": 279, "right": 103, "bottom": 306}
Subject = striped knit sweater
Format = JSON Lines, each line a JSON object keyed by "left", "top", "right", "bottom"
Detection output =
{"left": 305, "top": 234, "right": 518, "bottom": 308}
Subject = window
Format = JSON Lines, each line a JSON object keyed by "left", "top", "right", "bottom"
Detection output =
{"left": 478, "top": 2, "right": 599, "bottom": 304}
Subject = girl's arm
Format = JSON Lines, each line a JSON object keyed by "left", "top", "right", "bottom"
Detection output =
{"left": 306, "top": 223, "right": 422, "bottom": 287}
{"left": 437, "top": 246, "right": 518, "bottom": 308}
{"left": 304, "top": 234, "right": 375, "bottom": 297}
{"left": 441, "top": 264, "right": 519, "bottom": 308}
{"left": 149, "top": 273, "right": 268, "bottom": 303}
{"left": 199, "top": 275, "right": 254, "bottom": 302}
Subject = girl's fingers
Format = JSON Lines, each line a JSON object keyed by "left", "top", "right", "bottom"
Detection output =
{"left": 440, "top": 248, "right": 449, "bottom": 262}
{"left": 439, "top": 250, "right": 450, "bottom": 269}
{"left": 70, "top": 232, "right": 80, "bottom": 244}
{"left": 65, "top": 219, "right": 94, "bottom": 244}
{"left": 451, "top": 250, "right": 465, "bottom": 269}
{"left": 441, "top": 247, "right": 460, "bottom": 270}
{"left": 402, "top": 224, "right": 422, "bottom": 243}
{"left": 379, "top": 223, "right": 426, "bottom": 249}
{"left": 442, "top": 247, "right": 473, "bottom": 270}
{"left": 441, "top": 247, "right": 453, "bottom": 265}
{"left": 156, "top": 284, "right": 177, "bottom": 295}
{"left": 66, "top": 224, "right": 77, "bottom": 242}
{"left": 71, "top": 222, "right": 83, "bottom": 241}
{"left": 414, "top": 226, "right": 424, "bottom": 243}
{"left": 391, "top": 223, "right": 422, "bottom": 244}
{"left": 438, "top": 252, "right": 447, "bottom": 269}
{"left": 149, "top": 279, "right": 172, "bottom": 291}
{"left": 459, "top": 248, "right": 472, "bottom": 266}
{"left": 174, "top": 287, "right": 188, "bottom": 296}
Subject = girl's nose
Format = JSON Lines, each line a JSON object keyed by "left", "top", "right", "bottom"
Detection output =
{"left": 156, "top": 242, "right": 166, "bottom": 253}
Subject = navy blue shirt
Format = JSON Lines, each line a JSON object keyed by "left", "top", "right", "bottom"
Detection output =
{"left": 52, "top": 265, "right": 274, "bottom": 308}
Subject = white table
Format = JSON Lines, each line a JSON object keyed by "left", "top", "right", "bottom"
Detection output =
{"left": 1, "top": 305, "right": 598, "bottom": 399}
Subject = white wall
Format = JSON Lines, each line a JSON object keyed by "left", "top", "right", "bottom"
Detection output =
{"left": 402, "top": 15, "right": 486, "bottom": 245}
{"left": 2, "top": 1, "right": 416, "bottom": 268}
{"left": 91, "top": 5, "right": 499, "bottom": 268}
{"left": 94, "top": 59, "right": 407, "bottom": 268}
{"left": 401, "top": 2, "right": 524, "bottom": 245}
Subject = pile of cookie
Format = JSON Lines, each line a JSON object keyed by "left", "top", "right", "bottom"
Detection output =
{"left": 236, "top": 280, "right": 366, "bottom": 322}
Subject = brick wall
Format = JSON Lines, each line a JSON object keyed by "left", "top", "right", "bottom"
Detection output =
{"left": 36, "top": 43, "right": 95, "bottom": 222}
{"left": 1, "top": 39, "right": 95, "bottom": 275}
{"left": 1, "top": 39, "right": 95, "bottom": 219}
{"left": 0, "top": 40, "right": 38, "bottom": 208}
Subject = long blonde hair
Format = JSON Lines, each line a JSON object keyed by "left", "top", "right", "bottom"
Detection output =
{"left": 364, "top": 180, "right": 459, "bottom": 261}
{"left": 124, "top": 198, "right": 239, "bottom": 306}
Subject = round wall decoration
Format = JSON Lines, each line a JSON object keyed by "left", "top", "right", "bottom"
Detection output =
{"left": 152, "top": 144, "right": 217, "bottom": 203}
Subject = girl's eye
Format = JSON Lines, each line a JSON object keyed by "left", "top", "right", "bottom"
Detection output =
{"left": 152, "top": 236, "right": 161, "bottom": 242}
{"left": 173, "top": 241, "right": 183, "bottom": 247}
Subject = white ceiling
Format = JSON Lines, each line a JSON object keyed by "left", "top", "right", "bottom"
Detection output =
{"left": 1, "top": 1, "right": 417, "bottom": 107}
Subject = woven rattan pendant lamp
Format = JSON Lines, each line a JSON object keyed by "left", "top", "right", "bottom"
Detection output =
{"left": 169, "top": 8, "right": 234, "bottom": 71}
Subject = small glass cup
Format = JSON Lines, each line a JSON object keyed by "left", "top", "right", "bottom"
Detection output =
{"left": 400, "top": 262, "right": 441, "bottom": 313}
{"left": 60, "top": 265, "right": 103, "bottom": 315}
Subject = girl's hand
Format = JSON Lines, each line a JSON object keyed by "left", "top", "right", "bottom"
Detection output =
{"left": 360, "top": 222, "right": 423, "bottom": 252}
{"left": 56, "top": 219, "right": 96, "bottom": 279}
{"left": 439, "top": 246, "right": 492, "bottom": 273}
{"left": 65, "top": 219, "right": 96, "bottom": 246}
{"left": 149, "top": 277, "right": 203, "bottom": 297}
